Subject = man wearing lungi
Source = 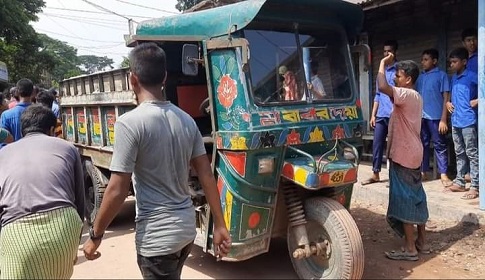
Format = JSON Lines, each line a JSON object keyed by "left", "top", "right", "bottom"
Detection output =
{"left": 377, "top": 52, "right": 429, "bottom": 261}
{"left": 0, "top": 104, "right": 85, "bottom": 278}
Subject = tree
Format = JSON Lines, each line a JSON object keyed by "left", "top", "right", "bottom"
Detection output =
{"left": 175, "top": 0, "right": 204, "bottom": 11}
{"left": 0, "top": 0, "right": 45, "bottom": 43}
{"left": 120, "top": 56, "right": 130, "bottom": 68}
{"left": 78, "top": 55, "right": 114, "bottom": 74}
{"left": 37, "top": 34, "right": 82, "bottom": 82}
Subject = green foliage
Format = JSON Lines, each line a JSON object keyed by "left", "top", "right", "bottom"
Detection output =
{"left": 175, "top": 0, "right": 203, "bottom": 11}
{"left": 78, "top": 55, "right": 114, "bottom": 74}
{"left": 0, "top": 0, "right": 45, "bottom": 43}
{"left": 120, "top": 56, "right": 130, "bottom": 68}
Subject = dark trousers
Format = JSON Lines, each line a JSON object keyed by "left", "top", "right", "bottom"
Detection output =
{"left": 372, "top": 117, "right": 389, "bottom": 173}
{"left": 137, "top": 242, "right": 193, "bottom": 280}
{"left": 421, "top": 119, "right": 448, "bottom": 174}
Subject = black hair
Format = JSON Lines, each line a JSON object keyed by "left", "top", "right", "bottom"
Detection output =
{"left": 449, "top": 47, "right": 469, "bottom": 60}
{"left": 21, "top": 104, "right": 57, "bottom": 136}
{"left": 36, "top": 90, "right": 55, "bottom": 108}
{"left": 310, "top": 61, "right": 319, "bottom": 74}
{"left": 129, "top": 43, "right": 167, "bottom": 86}
{"left": 422, "top": 48, "right": 439, "bottom": 60}
{"left": 384, "top": 40, "right": 399, "bottom": 51}
{"left": 396, "top": 60, "right": 420, "bottom": 84}
{"left": 461, "top": 28, "right": 477, "bottom": 41}
{"left": 48, "top": 88, "right": 58, "bottom": 96}
{"left": 16, "top": 78, "right": 34, "bottom": 98}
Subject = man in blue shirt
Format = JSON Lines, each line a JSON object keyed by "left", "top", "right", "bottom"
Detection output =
{"left": 416, "top": 49, "right": 452, "bottom": 186}
{"left": 362, "top": 40, "right": 397, "bottom": 185}
{"left": 0, "top": 79, "right": 33, "bottom": 142}
{"left": 49, "top": 88, "right": 61, "bottom": 119}
{"left": 462, "top": 28, "right": 478, "bottom": 74}
{"left": 445, "top": 48, "right": 479, "bottom": 200}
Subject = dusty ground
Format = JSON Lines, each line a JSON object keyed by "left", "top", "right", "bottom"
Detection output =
{"left": 72, "top": 199, "right": 485, "bottom": 279}
{"left": 352, "top": 201, "right": 485, "bottom": 279}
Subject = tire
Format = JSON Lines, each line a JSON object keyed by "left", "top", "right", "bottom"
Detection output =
{"left": 84, "top": 160, "right": 106, "bottom": 225}
{"left": 287, "top": 197, "right": 364, "bottom": 279}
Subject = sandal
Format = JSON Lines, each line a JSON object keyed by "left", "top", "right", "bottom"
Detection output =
{"left": 385, "top": 250, "right": 419, "bottom": 261}
{"left": 361, "top": 177, "right": 380, "bottom": 185}
{"left": 416, "top": 243, "right": 431, "bottom": 254}
{"left": 461, "top": 189, "right": 479, "bottom": 200}
{"left": 442, "top": 184, "right": 467, "bottom": 193}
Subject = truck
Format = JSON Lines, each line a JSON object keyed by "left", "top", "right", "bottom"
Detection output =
{"left": 59, "top": 0, "right": 370, "bottom": 278}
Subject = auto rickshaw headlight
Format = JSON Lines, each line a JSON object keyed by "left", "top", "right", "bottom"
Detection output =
{"left": 258, "top": 157, "right": 275, "bottom": 174}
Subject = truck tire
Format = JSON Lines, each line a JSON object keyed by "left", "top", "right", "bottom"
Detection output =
{"left": 84, "top": 160, "right": 106, "bottom": 225}
{"left": 287, "top": 197, "right": 364, "bottom": 279}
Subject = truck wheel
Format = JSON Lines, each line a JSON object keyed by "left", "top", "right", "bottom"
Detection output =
{"left": 84, "top": 161, "right": 106, "bottom": 225}
{"left": 287, "top": 197, "right": 364, "bottom": 279}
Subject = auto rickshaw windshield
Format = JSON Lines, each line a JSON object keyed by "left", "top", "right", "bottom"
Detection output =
{"left": 244, "top": 28, "right": 353, "bottom": 105}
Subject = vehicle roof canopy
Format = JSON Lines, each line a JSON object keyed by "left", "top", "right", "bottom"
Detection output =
{"left": 131, "top": 0, "right": 363, "bottom": 43}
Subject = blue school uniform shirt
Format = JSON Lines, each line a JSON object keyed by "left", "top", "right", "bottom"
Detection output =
{"left": 0, "top": 102, "right": 31, "bottom": 142}
{"left": 416, "top": 67, "right": 450, "bottom": 120}
{"left": 450, "top": 70, "right": 478, "bottom": 128}
{"left": 374, "top": 63, "right": 396, "bottom": 118}
{"left": 467, "top": 52, "right": 478, "bottom": 74}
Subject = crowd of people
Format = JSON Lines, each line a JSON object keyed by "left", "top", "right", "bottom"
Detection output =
{"left": 362, "top": 27, "right": 479, "bottom": 262}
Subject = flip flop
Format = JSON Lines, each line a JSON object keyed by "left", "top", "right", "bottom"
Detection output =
{"left": 461, "top": 189, "right": 479, "bottom": 200}
{"left": 385, "top": 250, "right": 419, "bottom": 261}
{"left": 361, "top": 178, "right": 380, "bottom": 185}
{"left": 442, "top": 184, "right": 467, "bottom": 193}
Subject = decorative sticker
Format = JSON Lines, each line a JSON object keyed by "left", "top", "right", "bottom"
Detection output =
{"left": 230, "top": 136, "right": 248, "bottom": 150}
{"left": 332, "top": 125, "right": 346, "bottom": 140}
{"left": 286, "top": 129, "right": 301, "bottom": 145}
{"left": 259, "top": 131, "right": 275, "bottom": 148}
{"left": 309, "top": 126, "right": 325, "bottom": 142}
{"left": 238, "top": 204, "right": 271, "bottom": 241}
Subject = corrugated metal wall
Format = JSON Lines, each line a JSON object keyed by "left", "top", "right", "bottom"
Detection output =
{"left": 363, "top": 0, "right": 478, "bottom": 106}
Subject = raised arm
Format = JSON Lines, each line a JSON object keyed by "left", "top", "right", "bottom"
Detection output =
{"left": 377, "top": 53, "right": 395, "bottom": 99}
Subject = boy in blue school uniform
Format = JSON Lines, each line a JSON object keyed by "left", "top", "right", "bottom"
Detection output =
{"left": 462, "top": 28, "right": 478, "bottom": 74}
{"left": 362, "top": 40, "right": 398, "bottom": 185}
{"left": 416, "top": 49, "right": 452, "bottom": 186}
{"left": 445, "top": 47, "right": 479, "bottom": 199}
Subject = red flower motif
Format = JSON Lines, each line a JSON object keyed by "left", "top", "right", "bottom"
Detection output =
{"left": 287, "top": 129, "right": 301, "bottom": 145}
{"left": 332, "top": 125, "right": 346, "bottom": 140}
{"left": 217, "top": 74, "right": 238, "bottom": 109}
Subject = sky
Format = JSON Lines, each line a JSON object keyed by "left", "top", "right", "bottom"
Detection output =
{"left": 32, "top": 0, "right": 181, "bottom": 67}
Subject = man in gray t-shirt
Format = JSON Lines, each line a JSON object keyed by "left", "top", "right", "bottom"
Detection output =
{"left": 83, "top": 43, "right": 231, "bottom": 279}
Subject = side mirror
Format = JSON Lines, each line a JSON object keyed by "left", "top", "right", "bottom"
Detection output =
{"left": 350, "top": 44, "right": 371, "bottom": 72}
{"left": 182, "top": 44, "right": 200, "bottom": 76}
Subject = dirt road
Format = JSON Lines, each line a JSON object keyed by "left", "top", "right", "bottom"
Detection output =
{"left": 72, "top": 199, "right": 485, "bottom": 279}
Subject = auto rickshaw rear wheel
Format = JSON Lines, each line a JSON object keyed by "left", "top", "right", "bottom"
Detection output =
{"left": 287, "top": 197, "right": 364, "bottom": 279}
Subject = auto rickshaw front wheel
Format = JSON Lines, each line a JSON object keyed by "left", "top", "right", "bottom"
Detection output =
{"left": 287, "top": 197, "right": 364, "bottom": 279}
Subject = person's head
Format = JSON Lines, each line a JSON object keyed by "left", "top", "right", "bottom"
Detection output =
{"left": 9, "top": 86, "right": 19, "bottom": 101}
{"left": 128, "top": 43, "right": 167, "bottom": 94}
{"left": 383, "top": 40, "right": 398, "bottom": 59}
{"left": 421, "top": 48, "right": 439, "bottom": 71}
{"left": 21, "top": 104, "right": 57, "bottom": 137}
{"left": 394, "top": 60, "right": 419, "bottom": 88}
{"left": 461, "top": 28, "right": 478, "bottom": 55}
{"left": 449, "top": 47, "right": 469, "bottom": 74}
{"left": 310, "top": 61, "right": 319, "bottom": 75}
{"left": 16, "top": 78, "right": 34, "bottom": 99}
{"left": 36, "top": 90, "right": 55, "bottom": 108}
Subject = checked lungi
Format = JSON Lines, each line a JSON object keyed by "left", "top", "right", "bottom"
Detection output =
{"left": 0, "top": 207, "right": 83, "bottom": 279}
{"left": 387, "top": 161, "right": 429, "bottom": 238}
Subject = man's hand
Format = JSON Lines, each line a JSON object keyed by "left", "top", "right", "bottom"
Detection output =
{"left": 438, "top": 120, "right": 448, "bottom": 134}
{"left": 382, "top": 52, "right": 395, "bottom": 66}
{"left": 370, "top": 116, "right": 376, "bottom": 128}
{"left": 213, "top": 225, "right": 232, "bottom": 260}
{"left": 83, "top": 238, "right": 102, "bottom": 261}
{"left": 446, "top": 102, "right": 454, "bottom": 113}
